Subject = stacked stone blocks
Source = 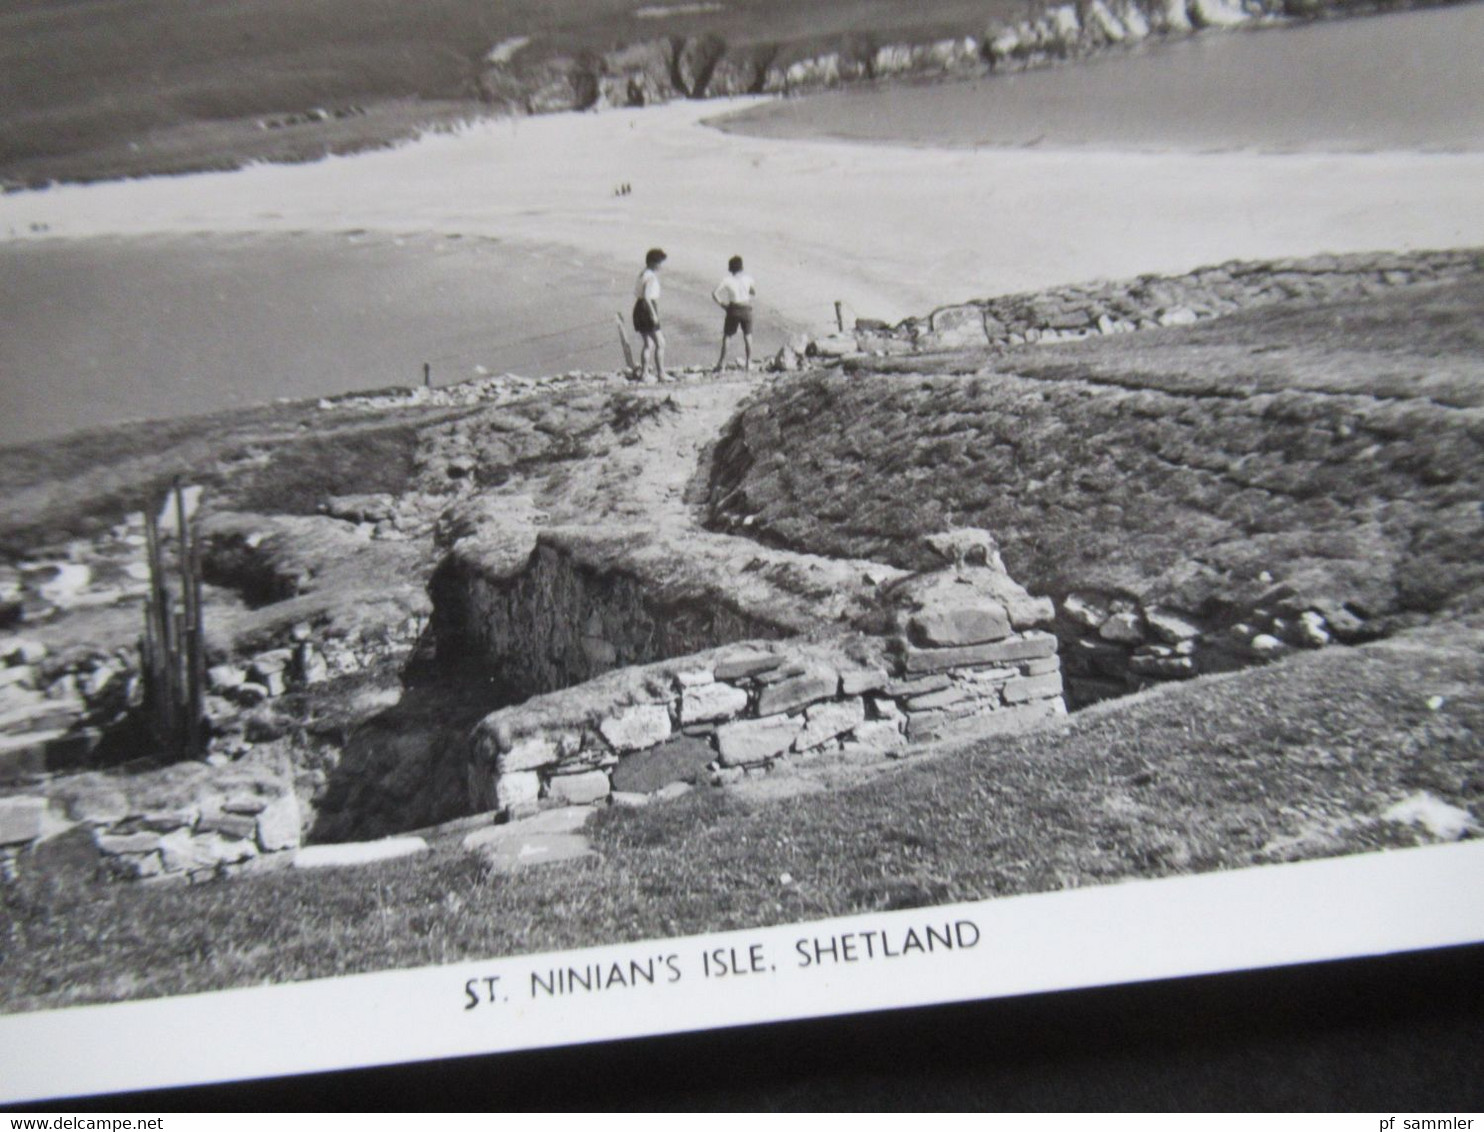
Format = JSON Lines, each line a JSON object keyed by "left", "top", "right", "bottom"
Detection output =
{"left": 469, "top": 544, "right": 1067, "bottom": 818}
{"left": 83, "top": 789, "right": 302, "bottom": 884}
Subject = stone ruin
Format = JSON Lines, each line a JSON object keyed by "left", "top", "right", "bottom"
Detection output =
{"left": 466, "top": 529, "right": 1066, "bottom": 819}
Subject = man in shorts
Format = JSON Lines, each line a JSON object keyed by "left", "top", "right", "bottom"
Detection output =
{"left": 632, "top": 247, "right": 667, "bottom": 381}
{"left": 712, "top": 255, "right": 756, "bottom": 374}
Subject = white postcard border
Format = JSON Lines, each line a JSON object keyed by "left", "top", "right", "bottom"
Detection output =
{"left": 3, "top": 840, "right": 1481, "bottom": 1104}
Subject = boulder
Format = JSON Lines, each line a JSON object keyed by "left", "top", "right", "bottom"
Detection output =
{"left": 847, "top": 720, "right": 907, "bottom": 755}
{"left": 921, "top": 305, "right": 989, "bottom": 350}
{"left": 713, "top": 650, "right": 784, "bottom": 681}
{"left": 839, "top": 667, "right": 889, "bottom": 695}
{"left": 0, "top": 796, "right": 46, "bottom": 845}
{"left": 892, "top": 558, "right": 1053, "bottom": 632}
{"left": 1188, "top": 0, "right": 1250, "bottom": 26}
{"left": 293, "top": 837, "right": 429, "bottom": 870}
{"left": 1002, "top": 672, "right": 1065, "bottom": 704}
{"left": 1099, "top": 611, "right": 1145, "bottom": 644}
{"left": 1293, "top": 611, "right": 1331, "bottom": 648}
{"left": 499, "top": 733, "right": 562, "bottom": 773}
{"left": 900, "top": 631, "right": 1058, "bottom": 674}
{"left": 1145, "top": 608, "right": 1202, "bottom": 644}
{"left": 909, "top": 602, "right": 1012, "bottom": 647}
{"left": 923, "top": 529, "right": 1004, "bottom": 570}
{"left": 495, "top": 771, "right": 541, "bottom": 810}
{"left": 255, "top": 793, "right": 302, "bottom": 852}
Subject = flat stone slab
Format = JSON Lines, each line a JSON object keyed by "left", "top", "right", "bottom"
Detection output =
{"left": 0, "top": 796, "right": 47, "bottom": 844}
{"left": 0, "top": 730, "right": 63, "bottom": 782}
{"left": 900, "top": 631, "right": 1058, "bottom": 674}
{"left": 611, "top": 734, "right": 713, "bottom": 794}
{"left": 713, "top": 651, "right": 784, "bottom": 681}
{"left": 461, "top": 807, "right": 593, "bottom": 852}
{"left": 475, "top": 831, "right": 598, "bottom": 874}
{"left": 292, "top": 837, "right": 429, "bottom": 870}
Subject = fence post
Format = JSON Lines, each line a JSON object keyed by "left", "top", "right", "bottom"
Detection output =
{"left": 834, "top": 301, "right": 844, "bottom": 332}
{"left": 140, "top": 483, "right": 208, "bottom": 760}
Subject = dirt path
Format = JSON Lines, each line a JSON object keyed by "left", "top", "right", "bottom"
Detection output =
{"left": 539, "top": 372, "right": 760, "bottom": 530}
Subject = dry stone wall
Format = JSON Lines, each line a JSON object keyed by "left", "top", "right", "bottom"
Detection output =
{"left": 433, "top": 535, "right": 793, "bottom": 704}
{"left": 467, "top": 546, "right": 1066, "bottom": 817}
{"left": 85, "top": 788, "right": 301, "bottom": 883}
{"left": 1055, "top": 582, "right": 1381, "bottom": 706}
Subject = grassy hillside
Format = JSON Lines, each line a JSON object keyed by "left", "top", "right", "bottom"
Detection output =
{"left": 707, "top": 277, "right": 1484, "bottom": 622}
{"left": 0, "top": 0, "right": 1005, "bottom": 185}
{"left": 4, "top": 619, "right": 1478, "bottom": 1010}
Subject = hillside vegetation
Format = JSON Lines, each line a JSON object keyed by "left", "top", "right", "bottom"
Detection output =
{"left": 708, "top": 277, "right": 1484, "bottom": 624}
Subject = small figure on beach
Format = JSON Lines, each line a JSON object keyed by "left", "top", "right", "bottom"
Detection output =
{"left": 632, "top": 247, "right": 667, "bottom": 381}
{"left": 712, "top": 254, "right": 756, "bottom": 374}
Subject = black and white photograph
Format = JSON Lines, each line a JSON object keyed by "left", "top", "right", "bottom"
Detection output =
{"left": 1, "top": 0, "right": 1482, "bottom": 1107}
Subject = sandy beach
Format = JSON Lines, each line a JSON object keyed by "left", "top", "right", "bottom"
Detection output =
{"left": 6, "top": 96, "right": 1484, "bottom": 315}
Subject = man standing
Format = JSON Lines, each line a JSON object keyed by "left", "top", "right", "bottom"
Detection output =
{"left": 712, "top": 255, "right": 756, "bottom": 374}
{"left": 632, "top": 247, "right": 667, "bottom": 381}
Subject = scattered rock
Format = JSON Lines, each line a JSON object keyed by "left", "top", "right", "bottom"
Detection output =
{"left": 1382, "top": 792, "right": 1477, "bottom": 841}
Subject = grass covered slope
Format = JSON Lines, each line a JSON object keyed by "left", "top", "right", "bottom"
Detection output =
{"left": 707, "top": 277, "right": 1484, "bottom": 621}
{"left": 4, "top": 620, "right": 1478, "bottom": 1010}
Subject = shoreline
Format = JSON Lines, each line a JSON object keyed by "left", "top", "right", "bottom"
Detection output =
{"left": 2, "top": 3, "right": 1482, "bottom": 441}
{"left": 4, "top": 97, "right": 1483, "bottom": 315}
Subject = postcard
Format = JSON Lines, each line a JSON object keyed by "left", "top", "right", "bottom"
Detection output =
{"left": 1, "top": 0, "right": 1481, "bottom": 1105}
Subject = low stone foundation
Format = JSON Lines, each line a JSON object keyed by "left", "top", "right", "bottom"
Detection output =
{"left": 469, "top": 535, "right": 1066, "bottom": 816}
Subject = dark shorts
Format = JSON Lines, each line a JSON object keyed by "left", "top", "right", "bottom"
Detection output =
{"left": 723, "top": 303, "right": 754, "bottom": 337}
{"left": 633, "top": 298, "right": 659, "bottom": 335}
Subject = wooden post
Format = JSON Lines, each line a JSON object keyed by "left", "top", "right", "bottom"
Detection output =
{"left": 174, "top": 481, "right": 203, "bottom": 758}
{"left": 423, "top": 362, "right": 432, "bottom": 389}
{"left": 614, "top": 312, "right": 635, "bottom": 373}
{"left": 834, "top": 301, "right": 844, "bottom": 332}
{"left": 142, "top": 508, "right": 176, "bottom": 751}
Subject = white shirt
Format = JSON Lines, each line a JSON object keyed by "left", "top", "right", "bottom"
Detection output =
{"left": 713, "top": 272, "right": 756, "bottom": 306}
{"left": 635, "top": 268, "right": 661, "bottom": 303}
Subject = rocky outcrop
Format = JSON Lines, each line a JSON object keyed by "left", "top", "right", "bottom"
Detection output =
{"left": 471, "top": 0, "right": 1401, "bottom": 119}
{"left": 831, "top": 249, "right": 1484, "bottom": 357}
